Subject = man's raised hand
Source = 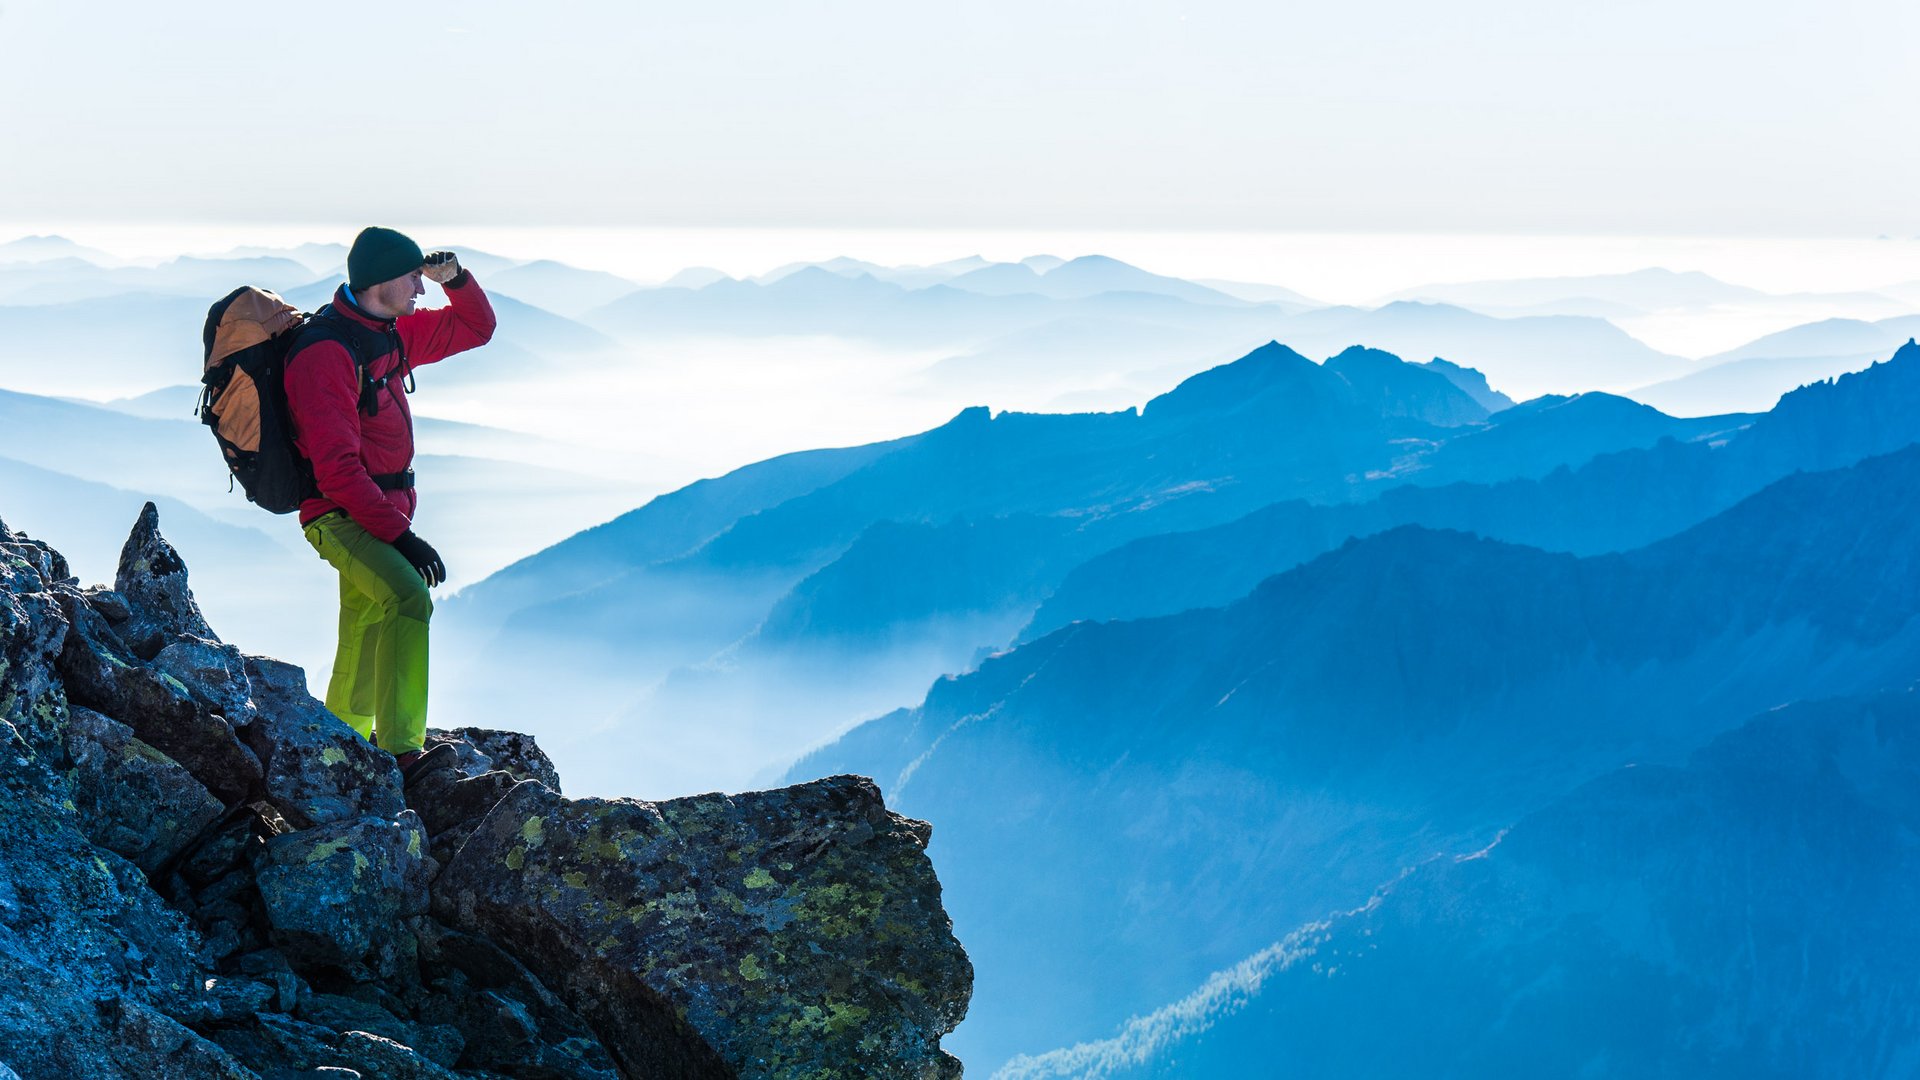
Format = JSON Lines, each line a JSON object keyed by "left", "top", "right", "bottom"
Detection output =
{"left": 421, "top": 251, "right": 463, "bottom": 284}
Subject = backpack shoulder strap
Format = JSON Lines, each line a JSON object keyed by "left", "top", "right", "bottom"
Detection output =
{"left": 289, "top": 305, "right": 400, "bottom": 417}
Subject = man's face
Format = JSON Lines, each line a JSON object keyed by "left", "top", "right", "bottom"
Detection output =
{"left": 360, "top": 268, "right": 425, "bottom": 319}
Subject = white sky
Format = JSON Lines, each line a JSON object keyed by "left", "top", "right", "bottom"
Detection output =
{"left": 3, "top": 0, "right": 1916, "bottom": 235}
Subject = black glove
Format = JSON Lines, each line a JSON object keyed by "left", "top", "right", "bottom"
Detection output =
{"left": 392, "top": 530, "right": 447, "bottom": 587}
{"left": 421, "top": 250, "right": 464, "bottom": 285}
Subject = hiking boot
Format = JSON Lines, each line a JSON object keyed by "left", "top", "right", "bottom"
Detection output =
{"left": 396, "top": 742, "right": 458, "bottom": 785}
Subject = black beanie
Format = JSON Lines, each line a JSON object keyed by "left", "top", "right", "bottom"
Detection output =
{"left": 347, "top": 227, "right": 425, "bottom": 290}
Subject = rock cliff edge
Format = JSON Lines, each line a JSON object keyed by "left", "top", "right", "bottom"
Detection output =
{"left": 0, "top": 504, "right": 971, "bottom": 1079}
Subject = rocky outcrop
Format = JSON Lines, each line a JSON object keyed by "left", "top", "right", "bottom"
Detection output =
{"left": 435, "top": 776, "right": 972, "bottom": 1080}
{"left": 0, "top": 505, "right": 971, "bottom": 1079}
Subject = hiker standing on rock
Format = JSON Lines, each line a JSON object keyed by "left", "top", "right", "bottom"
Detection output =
{"left": 284, "top": 227, "right": 496, "bottom": 772}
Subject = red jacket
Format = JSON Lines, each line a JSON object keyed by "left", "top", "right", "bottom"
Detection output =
{"left": 285, "top": 273, "right": 496, "bottom": 542}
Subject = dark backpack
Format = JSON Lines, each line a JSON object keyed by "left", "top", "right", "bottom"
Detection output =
{"left": 198, "top": 287, "right": 402, "bottom": 514}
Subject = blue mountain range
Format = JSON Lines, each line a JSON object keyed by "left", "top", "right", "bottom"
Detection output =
{"left": 440, "top": 342, "right": 1730, "bottom": 795}
{"left": 791, "top": 438, "right": 1920, "bottom": 1069}
{"left": 433, "top": 330, "right": 1920, "bottom": 1074}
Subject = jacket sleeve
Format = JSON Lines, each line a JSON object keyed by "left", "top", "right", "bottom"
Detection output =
{"left": 397, "top": 270, "right": 497, "bottom": 369}
{"left": 284, "top": 339, "right": 413, "bottom": 542}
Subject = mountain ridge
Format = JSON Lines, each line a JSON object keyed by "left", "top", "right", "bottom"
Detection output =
{"left": 790, "top": 442, "right": 1920, "bottom": 1067}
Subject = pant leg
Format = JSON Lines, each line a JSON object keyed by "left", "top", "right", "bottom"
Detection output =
{"left": 329, "top": 564, "right": 379, "bottom": 741}
{"left": 303, "top": 514, "right": 433, "bottom": 753}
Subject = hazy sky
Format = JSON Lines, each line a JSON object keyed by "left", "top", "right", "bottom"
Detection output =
{"left": 3, "top": 1, "right": 1914, "bottom": 234}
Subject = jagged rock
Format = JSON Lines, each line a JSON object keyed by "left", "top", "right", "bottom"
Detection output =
{"left": 413, "top": 768, "right": 519, "bottom": 865}
{"left": 184, "top": 804, "right": 287, "bottom": 887}
{"left": 225, "top": 948, "right": 311, "bottom": 1013}
{"left": 171, "top": 975, "right": 279, "bottom": 1026}
{"left": 413, "top": 917, "right": 622, "bottom": 1079}
{"left": 333, "top": 1029, "right": 467, "bottom": 1080}
{"left": 153, "top": 636, "right": 258, "bottom": 727}
{"left": 246, "top": 655, "right": 406, "bottom": 829}
{"left": 429, "top": 726, "right": 564, "bottom": 793}
{"left": 171, "top": 804, "right": 287, "bottom": 966}
{"left": 65, "top": 705, "right": 224, "bottom": 875}
{"left": 84, "top": 998, "right": 259, "bottom": 1078}
{"left": 113, "top": 501, "right": 218, "bottom": 658}
{"left": 209, "top": 1011, "right": 471, "bottom": 1080}
{"left": 5, "top": 511, "right": 974, "bottom": 1078}
{"left": 2, "top": 522, "right": 240, "bottom": 1068}
{"left": 0, "top": 515, "right": 72, "bottom": 588}
{"left": 81, "top": 585, "right": 133, "bottom": 624}
{"left": 255, "top": 812, "right": 434, "bottom": 981}
{"left": 0, "top": 522, "right": 71, "bottom": 774}
{"left": 407, "top": 728, "right": 563, "bottom": 865}
{"left": 295, "top": 991, "right": 461, "bottom": 1065}
{"left": 435, "top": 775, "right": 972, "bottom": 1080}
{"left": 55, "top": 587, "right": 262, "bottom": 803}
{"left": 0, "top": 700, "right": 237, "bottom": 1079}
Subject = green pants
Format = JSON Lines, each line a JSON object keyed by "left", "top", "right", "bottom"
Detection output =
{"left": 302, "top": 512, "right": 432, "bottom": 754}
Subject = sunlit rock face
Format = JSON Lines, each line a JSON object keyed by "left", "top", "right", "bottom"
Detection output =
{"left": 0, "top": 505, "right": 972, "bottom": 1079}
{"left": 435, "top": 774, "right": 972, "bottom": 1080}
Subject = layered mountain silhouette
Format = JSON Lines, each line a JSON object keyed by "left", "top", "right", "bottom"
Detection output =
{"left": 1631, "top": 318, "right": 1920, "bottom": 415}
{"left": 446, "top": 342, "right": 1742, "bottom": 795}
{"left": 790, "top": 443, "right": 1920, "bottom": 1068}
{"left": 575, "top": 254, "right": 1691, "bottom": 400}
{"left": 1025, "top": 341, "right": 1920, "bottom": 641}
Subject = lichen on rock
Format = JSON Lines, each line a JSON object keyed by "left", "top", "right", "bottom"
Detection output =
{"left": 255, "top": 811, "right": 434, "bottom": 981}
{"left": 244, "top": 653, "right": 407, "bottom": 829}
{"left": 64, "top": 704, "right": 224, "bottom": 875}
{"left": 435, "top": 775, "right": 972, "bottom": 1079}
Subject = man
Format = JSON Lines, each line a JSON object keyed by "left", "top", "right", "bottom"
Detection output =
{"left": 285, "top": 226, "right": 496, "bottom": 772}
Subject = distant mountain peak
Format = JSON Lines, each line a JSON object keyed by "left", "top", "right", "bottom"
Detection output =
{"left": 1423, "top": 357, "right": 1516, "bottom": 412}
{"left": 663, "top": 266, "right": 731, "bottom": 289}
{"left": 0, "top": 234, "right": 116, "bottom": 265}
{"left": 943, "top": 404, "right": 993, "bottom": 428}
{"left": 1324, "top": 346, "right": 1494, "bottom": 427}
{"left": 1324, "top": 344, "right": 1407, "bottom": 368}
{"left": 1142, "top": 341, "right": 1327, "bottom": 421}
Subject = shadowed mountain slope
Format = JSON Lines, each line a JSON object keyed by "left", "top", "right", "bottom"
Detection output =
{"left": 1001, "top": 687, "right": 1920, "bottom": 1079}
{"left": 791, "top": 445, "right": 1920, "bottom": 1068}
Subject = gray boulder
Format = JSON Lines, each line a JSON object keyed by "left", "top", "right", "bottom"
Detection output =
{"left": 429, "top": 726, "right": 564, "bottom": 793}
{"left": 245, "top": 655, "right": 406, "bottom": 829}
{"left": 0, "top": 519, "right": 72, "bottom": 773}
{"left": 64, "top": 705, "right": 223, "bottom": 875}
{"left": 434, "top": 774, "right": 972, "bottom": 1079}
{"left": 153, "top": 636, "right": 258, "bottom": 728}
{"left": 412, "top": 917, "right": 623, "bottom": 1079}
{"left": 55, "top": 584, "right": 261, "bottom": 803}
{"left": 255, "top": 812, "right": 434, "bottom": 981}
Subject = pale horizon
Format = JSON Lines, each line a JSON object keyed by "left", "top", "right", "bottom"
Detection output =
{"left": 7, "top": 220, "right": 1918, "bottom": 297}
